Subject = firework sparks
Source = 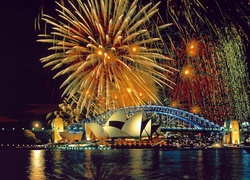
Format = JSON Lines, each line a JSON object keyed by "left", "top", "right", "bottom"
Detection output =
{"left": 37, "top": 0, "right": 176, "bottom": 117}
{"left": 165, "top": 0, "right": 250, "bottom": 124}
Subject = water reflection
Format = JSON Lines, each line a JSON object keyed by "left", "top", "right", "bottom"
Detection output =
{"left": 197, "top": 150, "right": 204, "bottom": 180}
{"left": 225, "top": 149, "right": 243, "bottom": 179}
{"left": 129, "top": 149, "right": 144, "bottom": 177}
{"left": 9, "top": 149, "right": 250, "bottom": 180}
{"left": 214, "top": 149, "right": 220, "bottom": 178}
{"left": 242, "top": 150, "right": 250, "bottom": 178}
{"left": 52, "top": 150, "right": 63, "bottom": 176}
{"left": 28, "top": 150, "right": 46, "bottom": 180}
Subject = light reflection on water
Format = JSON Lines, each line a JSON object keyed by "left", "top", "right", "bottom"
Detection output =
{"left": 197, "top": 150, "right": 204, "bottom": 180}
{"left": 1, "top": 149, "right": 250, "bottom": 179}
{"left": 28, "top": 150, "right": 46, "bottom": 180}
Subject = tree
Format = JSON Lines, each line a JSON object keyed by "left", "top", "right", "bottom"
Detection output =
{"left": 23, "top": 130, "right": 37, "bottom": 143}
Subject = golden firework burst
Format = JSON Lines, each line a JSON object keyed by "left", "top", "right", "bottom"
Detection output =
{"left": 37, "top": 0, "right": 176, "bottom": 117}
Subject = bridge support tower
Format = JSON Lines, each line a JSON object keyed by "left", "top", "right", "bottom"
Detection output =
{"left": 223, "top": 120, "right": 240, "bottom": 144}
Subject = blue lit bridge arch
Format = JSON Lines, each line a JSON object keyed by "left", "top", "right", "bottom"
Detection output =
{"left": 83, "top": 105, "right": 224, "bottom": 132}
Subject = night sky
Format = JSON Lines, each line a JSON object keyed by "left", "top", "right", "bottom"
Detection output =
{"left": 0, "top": 0, "right": 249, "bottom": 128}
{"left": 0, "top": 0, "right": 61, "bottom": 128}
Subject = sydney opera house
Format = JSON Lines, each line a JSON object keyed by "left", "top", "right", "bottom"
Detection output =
{"left": 85, "top": 110, "right": 161, "bottom": 141}
{"left": 85, "top": 110, "right": 161, "bottom": 140}
{"left": 52, "top": 109, "right": 161, "bottom": 143}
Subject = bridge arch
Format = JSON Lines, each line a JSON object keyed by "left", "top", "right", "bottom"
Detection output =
{"left": 81, "top": 105, "right": 224, "bottom": 132}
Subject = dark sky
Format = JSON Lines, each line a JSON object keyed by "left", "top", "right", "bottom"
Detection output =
{"left": 0, "top": 0, "right": 60, "bottom": 104}
{"left": 0, "top": 0, "right": 61, "bottom": 128}
{"left": 0, "top": 0, "right": 249, "bottom": 128}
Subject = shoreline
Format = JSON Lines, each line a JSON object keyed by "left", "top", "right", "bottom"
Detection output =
{"left": 0, "top": 143, "right": 247, "bottom": 151}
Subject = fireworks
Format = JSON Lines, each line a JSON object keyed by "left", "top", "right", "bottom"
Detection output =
{"left": 164, "top": 0, "right": 250, "bottom": 124}
{"left": 37, "top": 0, "right": 249, "bottom": 125}
{"left": 37, "top": 0, "right": 176, "bottom": 117}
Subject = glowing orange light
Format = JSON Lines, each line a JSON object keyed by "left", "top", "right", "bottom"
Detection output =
{"left": 139, "top": 92, "right": 143, "bottom": 97}
{"left": 129, "top": 45, "right": 139, "bottom": 55}
{"left": 190, "top": 106, "right": 201, "bottom": 114}
{"left": 33, "top": 121, "right": 41, "bottom": 129}
{"left": 187, "top": 40, "right": 199, "bottom": 57}
{"left": 170, "top": 101, "right": 179, "bottom": 108}
{"left": 97, "top": 50, "right": 103, "bottom": 55}
{"left": 95, "top": 48, "right": 104, "bottom": 57}
{"left": 127, "top": 88, "right": 131, "bottom": 93}
{"left": 182, "top": 66, "right": 194, "bottom": 78}
{"left": 184, "top": 69, "right": 190, "bottom": 75}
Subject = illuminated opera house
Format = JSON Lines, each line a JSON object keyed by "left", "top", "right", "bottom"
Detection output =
{"left": 52, "top": 110, "right": 161, "bottom": 142}
{"left": 85, "top": 110, "right": 161, "bottom": 141}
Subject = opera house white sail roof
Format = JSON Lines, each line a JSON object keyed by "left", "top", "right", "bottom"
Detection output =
{"left": 85, "top": 110, "right": 161, "bottom": 140}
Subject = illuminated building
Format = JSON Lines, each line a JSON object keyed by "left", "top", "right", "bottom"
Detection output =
{"left": 85, "top": 110, "right": 161, "bottom": 140}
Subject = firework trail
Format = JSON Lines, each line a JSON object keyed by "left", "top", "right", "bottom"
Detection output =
{"left": 164, "top": 0, "right": 250, "bottom": 124}
{"left": 37, "top": 0, "right": 249, "bottom": 125}
{"left": 37, "top": 0, "right": 176, "bottom": 118}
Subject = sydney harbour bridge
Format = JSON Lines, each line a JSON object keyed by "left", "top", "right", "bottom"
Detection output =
{"left": 70, "top": 105, "right": 226, "bottom": 133}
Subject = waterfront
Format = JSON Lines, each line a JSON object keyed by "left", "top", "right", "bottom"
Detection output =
{"left": 0, "top": 148, "right": 249, "bottom": 180}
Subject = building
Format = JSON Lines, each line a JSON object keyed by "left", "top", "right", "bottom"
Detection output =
{"left": 85, "top": 110, "right": 161, "bottom": 140}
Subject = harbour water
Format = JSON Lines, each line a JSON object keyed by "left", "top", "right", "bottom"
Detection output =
{"left": 1, "top": 148, "right": 250, "bottom": 180}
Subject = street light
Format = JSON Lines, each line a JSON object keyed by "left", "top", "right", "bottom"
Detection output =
{"left": 32, "top": 121, "right": 42, "bottom": 131}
